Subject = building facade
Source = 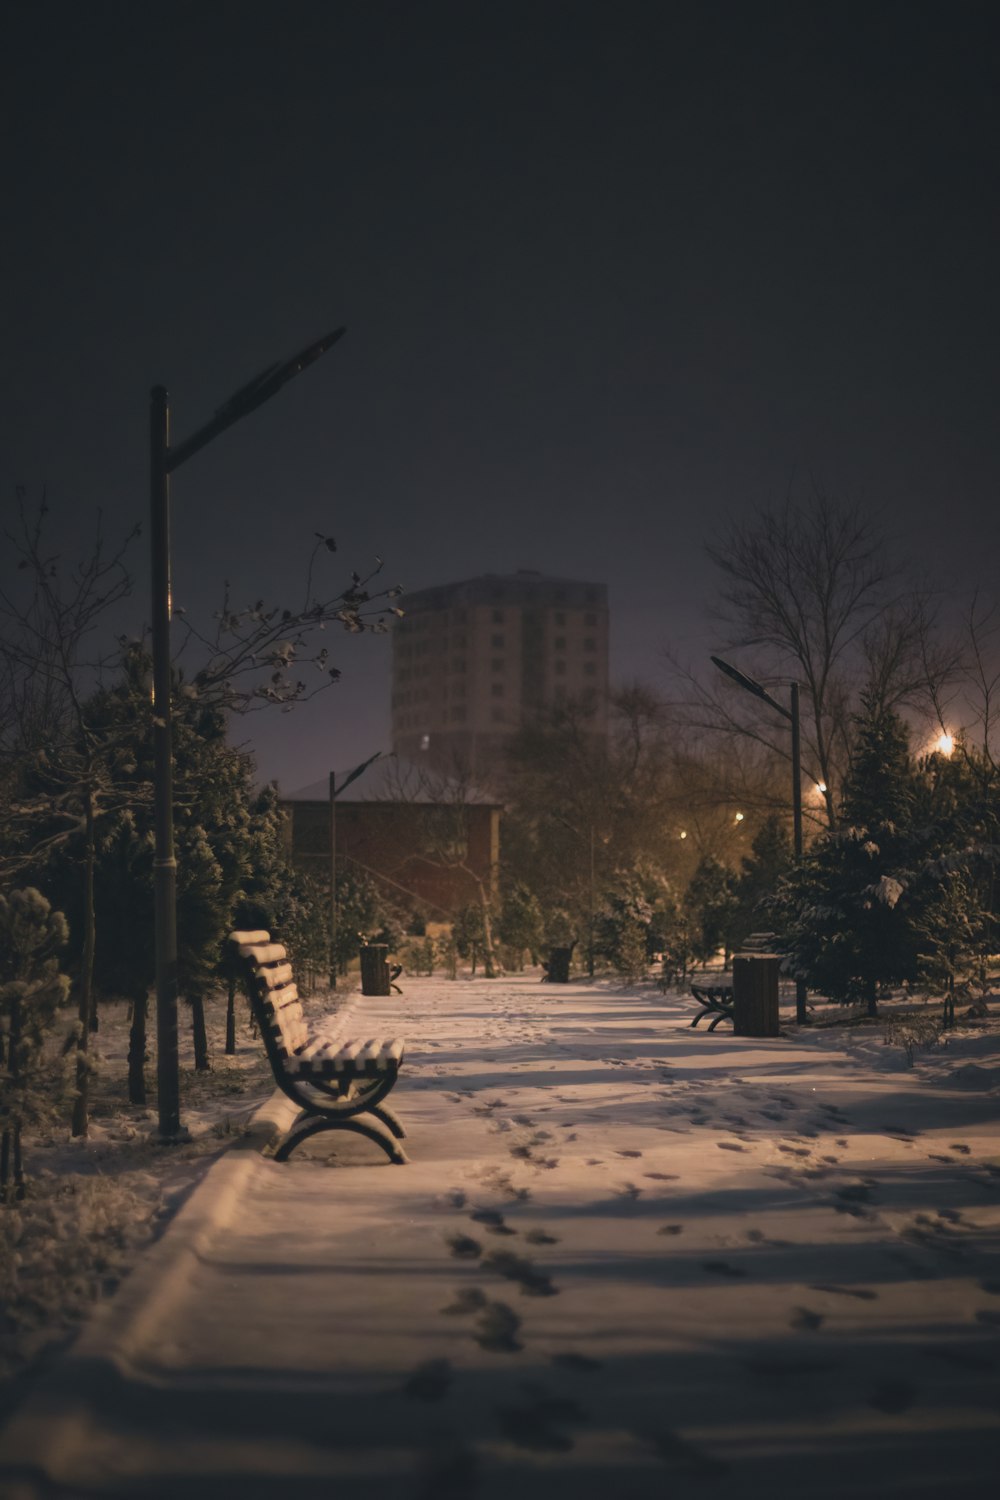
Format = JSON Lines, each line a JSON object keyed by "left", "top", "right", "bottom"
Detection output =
{"left": 391, "top": 571, "right": 609, "bottom": 774}
{"left": 279, "top": 757, "right": 501, "bottom": 920}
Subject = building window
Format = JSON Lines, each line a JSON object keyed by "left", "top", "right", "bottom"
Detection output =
{"left": 492, "top": 608, "right": 504, "bottom": 623}
{"left": 584, "top": 612, "right": 597, "bottom": 627}
{"left": 554, "top": 635, "right": 566, "bottom": 651}
{"left": 491, "top": 658, "right": 504, "bottom": 672}
{"left": 491, "top": 707, "right": 506, "bottom": 723}
{"left": 450, "top": 705, "right": 466, "bottom": 723}
{"left": 554, "top": 611, "right": 565, "bottom": 626}
{"left": 452, "top": 658, "right": 466, "bottom": 673}
{"left": 554, "top": 660, "right": 566, "bottom": 675}
{"left": 583, "top": 661, "right": 597, "bottom": 676}
{"left": 491, "top": 682, "right": 504, "bottom": 697}
{"left": 584, "top": 637, "right": 596, "bottom": 651}
{"left": 491, "top": 633, "right": 504, "bottom": 648}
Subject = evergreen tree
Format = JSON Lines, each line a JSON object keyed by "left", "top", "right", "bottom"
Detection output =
{"left": 497, "top": 882, "right": 544, "bottom": 969}
{"left": 731, "top": 813, "right": 793, "bottom": 949}
{"left": 0, "top": 888, "right": 71, "bottom": 1195}
{"left": 683, "top": 855, "right": 739, "bottom": 966}
{"left": 777, "top": 694, "right": 921, "bottom": 1014}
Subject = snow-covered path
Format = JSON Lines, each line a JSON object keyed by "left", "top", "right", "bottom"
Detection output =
{"left": 2, "top": 975, "right": 999, "bottom": 1498}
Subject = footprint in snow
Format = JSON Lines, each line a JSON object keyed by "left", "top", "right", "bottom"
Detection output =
{"left": 402, "top": 1357, "right": 454, "bottom": 1400}
{"left": 810, "top": 1282, "right": 878, "bottom": 1300}
{"left": 644, "top": 1171, "right": 679, "bottom": 1181}
{"left": 717, "top": 1141, "right": 748, "bottom": 1152}
{"left": 701, "top": 1260, "right": 746, "bottom": 1278}
{"left": 482, "top": 1249, "right": 558, "bottom": 1296}
{"left": 789, "top": 1306, "right": 825, "bottom": 1330}
{"left": 436, "top": 1188, "right": 467, "bottom": 1210}
{"left": 617, "top": 1148, "right": 642, "bottom": 1158}
{"left": 777, "top": 1144, "right": 811, "bottom": 1157}
{"left": 525, "top": 1228, "right": 559, "bottom": 1245}
{"left": 657, "top": 1224, "right": 684, "bottom": 1236}
{"left": 474, "top": 1300, "right": 523, "bottom": 1351}
{"left": 447, "top": 1234, "right": 482, "bottom": 1259}
{"left": 441, "top": 1287, "right": 488, "bottom": 1316}
{"left": 950, "top": 1143, "right": 971, "bottom": 1155}
{"left": 614, "top": 1182, "right": 643, "bottom": 1201}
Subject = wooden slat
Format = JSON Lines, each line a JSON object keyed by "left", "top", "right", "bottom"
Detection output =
{"left": 258, "top": 962, "right": 293, "bottom": 989}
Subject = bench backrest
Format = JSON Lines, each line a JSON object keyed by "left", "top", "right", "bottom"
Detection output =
{"left": 229, "top": 929, "right": 307, "bottom": 1065}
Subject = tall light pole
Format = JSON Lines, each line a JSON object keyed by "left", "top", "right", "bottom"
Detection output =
{"left": 151, "top": 326, "right": 345, "bottom": 1141}
{"left": 710, "top": 656, "right": 807, "bottom": 1024}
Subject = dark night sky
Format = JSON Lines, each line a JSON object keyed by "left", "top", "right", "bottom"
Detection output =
{"left": 3, "top": 0, "right": 998, "bottom": 789}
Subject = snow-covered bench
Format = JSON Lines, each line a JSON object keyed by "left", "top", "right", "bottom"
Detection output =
{"left": 688, "top": 982, "right": 735, "bottom": 1030}
{"left": 228, "top": 929, "right": 408, "bottom": 1164}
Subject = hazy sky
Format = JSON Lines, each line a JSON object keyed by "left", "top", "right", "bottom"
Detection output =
{"left": 3, "top": 1, "right": 997, "bottom": 790}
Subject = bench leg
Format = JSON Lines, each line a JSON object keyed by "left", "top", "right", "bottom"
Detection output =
{"left": 273, "top": 1112, "right": 408, "bottom": 1164}
{"left": 370, "top": 1102, "right": 406, "bottom": 1139}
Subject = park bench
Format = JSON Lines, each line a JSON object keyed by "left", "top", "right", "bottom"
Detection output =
{"left": 688, "top": 981, "right": 735, "bottom": 1030}
{"left": 228, "top": 929, "right": 408, "bottom": 1164}
{"left": 688, "top": 935, "right": 784, "bottom": 1034}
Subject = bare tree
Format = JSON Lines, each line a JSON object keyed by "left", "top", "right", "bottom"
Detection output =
{"left": 670, "top": 491, "right": 951, "bottom": 827}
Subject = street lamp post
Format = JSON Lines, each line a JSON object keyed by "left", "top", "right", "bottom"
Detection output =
{"left": 710, "top": 656, "right": 808, "bottom": 1024}
{"left": 151, "top": 326, "right": 345, "bottom": 1141}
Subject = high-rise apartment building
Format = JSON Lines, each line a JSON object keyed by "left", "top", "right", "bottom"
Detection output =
{"left": 391, "top": 571, "right": 609, "bottom": 773}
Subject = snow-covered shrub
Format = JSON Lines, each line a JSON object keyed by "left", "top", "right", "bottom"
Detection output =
{"left": 0, "top": 888, "right": 72, "bottom": 1194}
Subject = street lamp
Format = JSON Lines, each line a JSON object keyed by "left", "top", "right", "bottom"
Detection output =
{"left": 151, "top": 325, "right": 345, "bottom": 1141}
{"left": 710, "top": 655, "right": 808, "bottom": 1024}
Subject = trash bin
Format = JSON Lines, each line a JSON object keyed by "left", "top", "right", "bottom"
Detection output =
{"left": 732, "top": 953, "right": 780, "bottom": 1037}
{"left": 543, "top": 946, "right": 574, "bottom": 983}
{"left": 360, "top": 942, "right": 393, "bottom": 996}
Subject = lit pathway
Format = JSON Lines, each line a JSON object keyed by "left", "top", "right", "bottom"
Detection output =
{"left": 2, "top": 976, "right": 999, "bottom": 1498}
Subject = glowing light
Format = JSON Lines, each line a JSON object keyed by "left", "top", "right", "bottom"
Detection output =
{"left": 936, "top": 732, "right": 954, "bottom": 756}
{"left": 815, "top": 780, "right": 827, "bottom": 794}
{"left": 734, "top": 811, "right": 744, "bottom": 823}
{"left": 679, "top": 830, "right": 687, "bottom": 839}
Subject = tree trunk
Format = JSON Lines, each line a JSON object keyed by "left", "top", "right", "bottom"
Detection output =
{"left": 225, "top": 976, "right": 236, "bottom": 1055}
{"left": 190, "top": 994, "right": 210, "bottom": 1072}
{"left": 864, "top": 976, "right": 878, "bottom": 1019}
{"left": 71, "top": 790, "right": 96, "bottom": 1138}
{"left": 1, "top": 996, "right": 21, "bottom": 1198}
{"left": 128, "top": 991, "right": 147, "bottom": 1105}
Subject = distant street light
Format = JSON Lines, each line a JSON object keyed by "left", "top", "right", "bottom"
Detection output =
{"left": 150, "top": 326, "right": 345, "bottom": 1141}
{"left": 710, "top": 656, "right": 808, "bottom": 1024}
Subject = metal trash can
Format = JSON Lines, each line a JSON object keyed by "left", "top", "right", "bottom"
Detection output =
{"left": 732, "top": 953, "right": 781, "bottom": 1037}
{"left": 360, "top": 942, "right": 392, "bottom": 996}
{"left": 543, "top": 946, "right": 573, "bottom": 983}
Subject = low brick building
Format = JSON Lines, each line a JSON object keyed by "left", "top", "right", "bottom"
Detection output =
{"left": 279, "top": 755, "right": 500, "bottom": 920}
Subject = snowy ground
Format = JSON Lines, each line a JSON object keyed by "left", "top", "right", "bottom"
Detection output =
{"left": 1, "top": 974, "right": 999, "bottom": 1498}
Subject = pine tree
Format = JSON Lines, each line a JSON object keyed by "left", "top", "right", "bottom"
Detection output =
{"left": 732, "top": 813, "right": 793, "bottom": 949}
{"left": 0, "top": 888, "right": 71, "bottom": 1196}
{"left": 777, "top": 693, "right": 921, "bottom": 1014}
{"left": 683, "top": 855, "right": 739, "bottom": 967}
